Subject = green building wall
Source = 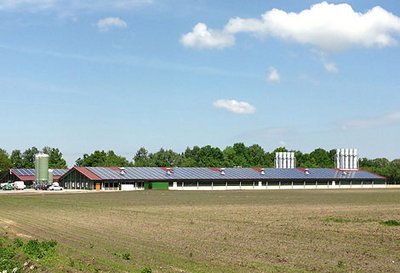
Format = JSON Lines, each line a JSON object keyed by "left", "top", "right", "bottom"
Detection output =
{"left": 144, "top": 181, "right": 169, "bottom": 190}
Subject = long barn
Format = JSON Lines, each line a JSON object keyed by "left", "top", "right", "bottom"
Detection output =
{"left": 1, "top": 168, "right": 67, "bottom": 186}
{"left": 58, "top": 167, "right": 386, "bottom": 191}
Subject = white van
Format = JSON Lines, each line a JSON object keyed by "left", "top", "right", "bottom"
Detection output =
{"left": 14, "top": 181, "right": 26, "bottom": 190}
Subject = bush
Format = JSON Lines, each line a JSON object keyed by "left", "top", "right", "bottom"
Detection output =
{"left": 0, "top": 237, "right": 21, "bottom": 272}
{"left": 121, "top": 253, "right": 131, "bottom": 260}
{"left": 13, "top": 238, "right": 24, "bottom": 247}
{"left": 141, "top": 267, "right": 152, "bottom": 273}
{"left": 23, "top": 239, "right": 57, "bottom": 259}
{"left": 381, "top": 220, "right": 400, "bottom": 226}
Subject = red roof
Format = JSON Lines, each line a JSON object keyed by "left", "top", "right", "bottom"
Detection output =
{"left": 13, "top": 175, "right": 35, "bottom": 181}
{"left": 73, "top": 167, "right": 102, "bottom": 181}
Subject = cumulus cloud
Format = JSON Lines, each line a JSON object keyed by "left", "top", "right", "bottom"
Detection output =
{"left": 182, "top": 2, "right": 400, "bottom": 51}
{"left": 180, "top": 23, "right": 235, "bottom": 49}
{"left": 213, "top": 99, "right": 256, "bottom": 114}
{"left": 267, "top": 67, "right": 280, "bottom": 83}
{"left": 341, "top": 111, "right": 400, "bottom": 130}
{"left": 97, "top": 17, "right": 127, "bottom": 32}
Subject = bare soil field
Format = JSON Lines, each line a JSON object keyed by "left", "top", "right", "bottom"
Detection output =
{"left": 0, "top": 189, "right": 399, "bottom": 273}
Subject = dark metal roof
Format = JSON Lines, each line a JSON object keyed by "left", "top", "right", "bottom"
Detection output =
{"left": 12, "top": 168, "right": 67, "bottom": 177}
{"left": 66, "top": 167, "right": 385, "bottom": 181}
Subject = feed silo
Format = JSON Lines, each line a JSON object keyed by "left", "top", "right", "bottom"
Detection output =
{"left": 35, "top": 153, "right": 49, "bottom": 183}
{"left": 48, "top": 169, "right": 53, "bottom": 184}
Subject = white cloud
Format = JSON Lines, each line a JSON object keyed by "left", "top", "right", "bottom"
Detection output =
{"left": 341, "top": 111, "right": 400, "bottom": 130}
{"left": 267, "top": 67, "right": 280, "bottom": 83}
{"left": 97, "top": 17, "right": 127, "bottom": 32}
{"left": 213, "top": 99, "right": 255, "bottom": 114}
{"left": 323, "top": 62, "right": 338, "bottom": 73}
{"left": 312, "top": 50, "right": 339, "bottom": 73}
{"left": 183, "top": 2, "right": 400, "bottom": 51}
{"left": 180, "top": 23, "right": 235, "bottom": 49}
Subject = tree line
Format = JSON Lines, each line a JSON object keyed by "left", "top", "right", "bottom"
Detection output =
{"left": 0, "top": 144, "right": 399, "bottom": 182}
{"left": 0, "top": 147, "right": 67, "bottom": 171}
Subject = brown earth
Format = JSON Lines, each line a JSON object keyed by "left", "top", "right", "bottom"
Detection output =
{"left": 0, "top": 189, "right": 399, "bottom": 273}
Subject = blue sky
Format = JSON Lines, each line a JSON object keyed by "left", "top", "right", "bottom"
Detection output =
{"left": 1, "top": 0, "right": 399, "bottom": 166}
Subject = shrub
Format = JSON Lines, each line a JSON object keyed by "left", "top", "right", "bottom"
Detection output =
{"left": 141, "top": 266, "right": 152, "bottom": 273}
{"left": 381, "top": 220, "right": 400, "bottom": 226}
{"left": 122, "top": 253, "right": 131, "bottom": 260}
{"left": 23, "top": 239, "right": 57, "bottom": 259}
{"left": 0, "top": 238, "right": 21, "bottom": 272}
{"left": 13, "top": 238, "right": 24, "bottom": 248}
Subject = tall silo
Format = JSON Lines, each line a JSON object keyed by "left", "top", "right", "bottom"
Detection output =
{"left": 48, "top": 169, "right": 54, "bottom": 184}
{"left": 35, "top": 153, "right": 49, "bottom": 183}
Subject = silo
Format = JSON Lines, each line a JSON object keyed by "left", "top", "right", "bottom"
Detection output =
{"left": 48, "top": 169, "right": 54, "bottom": 184}
{"left": 282, "top": 152, "right": 287, "bottom": 168}
{"left": 336, "top": 149, "right": 340, "bottom": 169}
{"left": 353, "top": 148, "right": 358, "bottom": 170}
{"left": 290, "top": 152, "right": 296, "bottom": 168}
{"left": 349, "top": 148, "right": 354, "bottom": 169}
{"left": 278, "top": 152, "right": 283, "bottom": 168}
{"left": 35, "top": 153, "right": 49, "bottom": 183}
{"left": 340, "top": 149, "right": 345, "bottom": 169}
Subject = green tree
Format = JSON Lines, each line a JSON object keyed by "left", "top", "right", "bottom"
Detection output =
{"left": 297, "top": 153, "right": 318, "bottom": 168}
{"left": 197, "top": 145, "right": 224, "bottom": 167}
{"left": 223, "top": 143, "right": 251, "bottom": 167}
{"left": 150, "top": 148, "right": 181, "bottom": 167}
{"left": 387, "top": 159, "right": 400, "bottom": 183}
{"left": 359, "top": 157, "right": 391, "bottom": 180}
{"left": 0, "top": 149, "right": 11, "bottom": 172}
{"left": 309, "top": 148, "right": 333, "bottom": 168}
{"left": 10, "top": 150, "right": 24, "bottom": 168}
{"left": 133, "top": 147, "right": 153, "bottom": 167}
{"left": 76, "top": 150, "right": 132, "bottom": 167}
{"left": 181, "top": 146, "right": 201, "bottom": 167}
{"left": 43, "top": 147, "right": 67, "bottom": 169}
{"left": 21, "top": 147, "right": 39, "bottom": 168}
{"left": 247, "top": 144, "right": 269, "bottom": 167}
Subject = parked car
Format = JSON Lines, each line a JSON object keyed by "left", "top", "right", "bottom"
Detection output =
{"left": 48, "top": 184, "right": 63, "bottom": 191}
{"left": 14, "top": 181, "right": 26, "bottom": 190}
{"left": 2, "top": 183, "right": 14, "bottom": 190}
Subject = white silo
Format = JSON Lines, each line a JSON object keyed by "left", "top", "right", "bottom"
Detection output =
{"left": 349, "top": 148, "right": 354, "bottom": 169}
{"left": 278, "top": 152, "right": 283, "bottom": 168}
{"left": 282, "top": 152, "right": 287, "bottom": 168}
{"left": 340, "top": 149, "right": 345, "bottom": 169}
{"left": 336, "top": 149, "right": 340, "bottom": 169}
{"left": 353, "top": 148, "right": 358, "bottom": 170}
{"left": 289, "top": 152, "right": 293, "bottom": 168}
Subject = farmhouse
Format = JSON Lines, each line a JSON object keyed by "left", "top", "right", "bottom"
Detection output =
{"left": 57, "top": 166, "right": 385, "bottom": 191}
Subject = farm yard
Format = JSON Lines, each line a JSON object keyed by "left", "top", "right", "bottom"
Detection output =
{"left": 0, "top": 189, "right": 400, "bottom": 273}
